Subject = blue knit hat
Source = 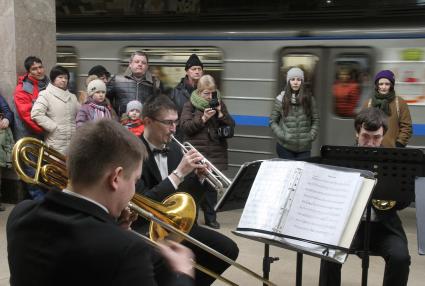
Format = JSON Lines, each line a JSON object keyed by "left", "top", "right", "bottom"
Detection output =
{"left": 374, "top": 70, "right": 395, "bottom": 85}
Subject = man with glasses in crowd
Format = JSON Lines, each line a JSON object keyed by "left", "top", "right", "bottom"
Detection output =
{"left": 135, "top": 95, "right": 239, "bottom": 286}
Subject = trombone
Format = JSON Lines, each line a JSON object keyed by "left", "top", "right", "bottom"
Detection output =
{"left": 171, "top": 135, "right": 232, "bottom": 200}
{"left": 12, "top": 137, "right": 277, "bottom": 286}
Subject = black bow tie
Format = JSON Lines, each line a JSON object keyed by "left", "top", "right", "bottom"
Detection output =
{"left": 152, "top": 147, "right": 169, "bottom": 156}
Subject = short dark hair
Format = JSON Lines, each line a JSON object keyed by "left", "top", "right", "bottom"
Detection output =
{"left": 24, "top": 56, "right": 42, "bottom": 72}
{"left": 50, "top": 65, "right": 70, "bottom": 82}
{"left": 67, "top": 120, "right": 147, "bottom": 187}
{"left": 354, "top": 107, "right": 388, "bottom": 135}
{"left": 130, "top": 51, "right": 149, "bottom": 63}
{"left": 142, "top": 94, "right": 177, "bottom": 119}
{"left": 88, "top": 65, "right": 110, "bottom": 78}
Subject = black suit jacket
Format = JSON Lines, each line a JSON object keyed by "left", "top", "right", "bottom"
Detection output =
{"left": 7, "top": 191, "right": 193, "bottom": 286}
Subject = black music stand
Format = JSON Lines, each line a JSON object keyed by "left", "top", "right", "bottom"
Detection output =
{"left": 311, "top": 145, "right": 423, "bottom": 286}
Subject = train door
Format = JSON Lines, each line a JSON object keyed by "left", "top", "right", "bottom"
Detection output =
{"left": 280, "top": 47, "right": 374, "bottom": 154}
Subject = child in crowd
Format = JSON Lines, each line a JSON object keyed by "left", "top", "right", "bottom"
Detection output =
{"left": 121, "top": 100, "right": 144, "bottom": 137}
{"left": 76, "top": 79, "right": 116, "bottom": 127}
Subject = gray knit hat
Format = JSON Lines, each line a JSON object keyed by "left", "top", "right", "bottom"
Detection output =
{"left": 87, "top": 79, "right": 106, "bottom": 96}
{"left": 126, "top": 100, "right": 143, "bottom": 113}
{"left": 286, "top": 67, "right": 304, "bottom": 82}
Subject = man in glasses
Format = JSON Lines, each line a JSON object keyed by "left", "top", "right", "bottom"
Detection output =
{"left": 319, "top": 107, "right": 411, "bottom": 286}
{"left": 135, "top": 95, "right": 239, "bottom": 286}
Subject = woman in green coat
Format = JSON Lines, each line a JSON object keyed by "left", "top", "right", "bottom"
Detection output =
{"left": 269, "top": 67, "right": 319, "bottom": 159}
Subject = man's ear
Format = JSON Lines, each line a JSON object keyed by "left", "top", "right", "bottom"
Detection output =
{"left": 108, "top": 166, "right": 123, "bottom": 192}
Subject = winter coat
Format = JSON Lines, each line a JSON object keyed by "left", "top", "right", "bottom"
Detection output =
{"left": 121, "top": 118, "right": 144, "bottom": 137}
{"left": 107, "top": 69, "right": 161, "bottom": 117}
{"left": 364, "top": 96, "right": 412, "bottom": 147}
{"left": 269, "top": 92, "right": 320, "bottom": 153}
{"left": 31, "top": 83, "right": 80, "bottom": 154}
{"left": 0, "top": 127, "right": 14, "bottom": 168}
{"left": 180, "top": 100, "right": 234, "bottom": 170}
{"left": 333, "top": 80, "right": 360, "bottom": 117}
{"left": 13, "top": 74, "right": 48, "bottom": 139}
{"left": 76, "top": 97, "right": 117, "bottom": 128}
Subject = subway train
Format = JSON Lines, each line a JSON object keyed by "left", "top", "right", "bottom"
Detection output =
{"left": 56, "top": 25, "right": 425, "bottom": 177}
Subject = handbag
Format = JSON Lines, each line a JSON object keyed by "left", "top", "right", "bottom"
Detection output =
{"left": 217, "top": 125, "right": 234, "bottom": 138}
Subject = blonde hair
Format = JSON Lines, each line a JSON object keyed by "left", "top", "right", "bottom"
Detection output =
{"left": 197, "top": 74, "right": 216, "bottom": 92}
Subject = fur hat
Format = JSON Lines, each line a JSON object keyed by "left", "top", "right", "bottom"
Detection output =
{"left": 88, "top": 65, "right": 111, "bottom": 78}
{"left": 374, "top": 70, "right": 395, "bottom": 85}
{"left": 50, "top": 65, "right": 70, "bottom": 82}
{"left": 286, "top": 67, "right": 304, "bottom": 82}
{"left": 185, "top": 54, "right": 203, "bottom": 71}
{"left": 87, "top": 79, "right": 106, "bottom": 96}
{"left": 126, "top": 100, "right": 143, "bottom": 113}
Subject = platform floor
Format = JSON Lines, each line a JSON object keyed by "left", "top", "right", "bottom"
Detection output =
{"left": 0, "top": 204, "right": 424, "bottom": 286}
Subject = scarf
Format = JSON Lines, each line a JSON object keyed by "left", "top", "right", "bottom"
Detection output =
{"left": 290, "top": 93, "right": 299, "bottom": 105}
{"left": 88, "top": 101, "right": 112, "bottom": 120}
{"left": 371, "top": 90, "right": 395, "bottom": 116}
{"left": 190, "top": 90, "right": 222, "bottom": 111}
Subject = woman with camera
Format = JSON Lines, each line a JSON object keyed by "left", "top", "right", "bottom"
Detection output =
{"left": 180, "top": 74, "right": 235, "bottom": 229}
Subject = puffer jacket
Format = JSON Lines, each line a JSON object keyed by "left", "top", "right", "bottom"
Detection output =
{"left": 107, "top": 69, "right": 160, "bottom": 117}
{"left": 31, "top": 83, "right": 80, "bottom": 154}
{"left": 180, "top": 100, "right": 235, "bottom": 170}
{"left": 269, "top": 92, "right": 320, "bottom": 153}
{"left": 76, "top": 97, "right": 117, "bottom": 128}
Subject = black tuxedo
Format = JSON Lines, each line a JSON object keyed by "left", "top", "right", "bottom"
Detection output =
{"left": 319, "top": 207, "right": 411, "bottom": 286}
{"left": 136, "top": 136, "right": 239, "bottom": 286}
{"left": 7, "top": 191, "right": 193, "bottom": 286}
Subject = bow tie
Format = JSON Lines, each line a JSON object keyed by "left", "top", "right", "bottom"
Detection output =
{"left": 152, "top": 147, "right": 169, "bottom": 156}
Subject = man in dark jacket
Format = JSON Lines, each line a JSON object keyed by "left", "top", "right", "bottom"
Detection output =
{"left": 135, "top": 95, "right": 239, "bottom": 286}
{"left": 169, "top": 54, "right": 204, "bottom": 140}
{"left": 319, "top": 107, "right": 411, "bottom": 286}
{"left": 0, "top": 93, "right": 14, "bottom": 211}
{"left": 107, "top": 51, "right": 161, "bottom": 117}
{"left": 7, "top": 120, "right": 195, "bottom": 286}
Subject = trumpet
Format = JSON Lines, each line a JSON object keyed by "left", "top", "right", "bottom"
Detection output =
{"left": 12, "top": 137, "right": 276, "bottom": 286}
{"left": 170, "top": 135, "right": 232, "bottom": 200}
{"left": 372, "top": 199, "right": 396, "bottom": 210}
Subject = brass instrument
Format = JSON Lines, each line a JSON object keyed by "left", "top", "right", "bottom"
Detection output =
{"left": 12, "top": 137, "right": 276, "bottom": 286}
{"left": 170, "top": 135, "right": 232, "bottom": 200}
{"left": 371, "top": 199, "right": 396, "bottom": 210}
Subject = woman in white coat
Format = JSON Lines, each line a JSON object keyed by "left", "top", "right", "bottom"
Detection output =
{"left": 31, "top": 65, "right": 80, "bottom": 154}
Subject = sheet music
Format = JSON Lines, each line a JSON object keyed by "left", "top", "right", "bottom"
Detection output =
{"left": 282, "top": 163, "right": 362, "bottom": 246}
{"left": 237, "top": 160, "right": 305, "bottom": 232}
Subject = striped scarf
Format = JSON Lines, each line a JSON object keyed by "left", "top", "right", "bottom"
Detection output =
{"left": 88, "top": 102, "right": 112, "bottom": 120}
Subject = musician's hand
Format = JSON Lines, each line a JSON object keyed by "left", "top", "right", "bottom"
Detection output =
{"left": 117, "top": 207, "right": 138, "bottom": 230}
{"left": 194, "top": 163, "right": 209, "bottom": 180}
{"left": 176, "top": 149, "right": 205, "bottom": 177}
{"left": 158, "top": 240, "right": 195, "bottom": 278}
{"left": 201, "top": 108, "right": 216, "bottom": 123}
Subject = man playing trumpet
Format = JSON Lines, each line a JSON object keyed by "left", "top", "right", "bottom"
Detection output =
{"left": 135, "top": 95, "right": 239, "bottom": 286}
{"left": 7, "top": 120, "right": 195, "bottom": 286}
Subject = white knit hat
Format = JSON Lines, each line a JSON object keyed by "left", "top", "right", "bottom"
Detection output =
{"left": 286, "top": 67, "right": 304, "bottom": 82}
{"left": 126, "top": 100, "right": 143, "bottom": 113}
{"left": 87, "top": 79, "right": 106, "bottom": 96}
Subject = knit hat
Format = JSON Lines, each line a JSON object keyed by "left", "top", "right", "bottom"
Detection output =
{"left": 50, "top": 65, "right": 70, "bottom": 82}
{"left": 374, "top": 70, "right": 395, "bottom": 85}
{"left": 286, "top": 67, "right": 304, "bottom": 82}
{"left": 88, "top": 65, "right": 111, "bottom": 78}
{"left": 127, "top": 100, "right": 143, "bottom": 113}
{"left": 87, "top": 79, "right": 106, "bottom": 96}
{"left": 185, "top": 54, "right": 203, "bottom": 70}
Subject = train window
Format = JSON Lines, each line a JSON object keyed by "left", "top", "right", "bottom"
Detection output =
{"left": 333, "top": 55, "right": 371, "bottom": 118}
{"left": 57, "top": 46, "right": 79, "bottom": 94}
{"left": 120, "top": 47, "right": 223, "bottom": 94}
{"left": 280, "top": 54, "right": 319, "bottom": 93}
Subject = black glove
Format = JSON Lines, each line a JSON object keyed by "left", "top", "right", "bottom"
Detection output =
{"left": 395, "top": 141, "right": 405, "bottom": 148}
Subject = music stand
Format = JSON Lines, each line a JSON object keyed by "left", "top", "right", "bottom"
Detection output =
{"left": 313, "top": 145, "right": 423, "bottom": 286}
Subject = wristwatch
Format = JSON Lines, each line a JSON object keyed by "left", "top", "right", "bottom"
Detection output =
{"left": 172, "top": 170, "right": 184, "bottom": 182}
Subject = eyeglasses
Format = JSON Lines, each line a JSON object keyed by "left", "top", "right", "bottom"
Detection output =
{"left": 153, "top": 118, "right": 179, "bottom": 126}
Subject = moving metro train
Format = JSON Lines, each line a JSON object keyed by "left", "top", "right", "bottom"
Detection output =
{"left": 56, "top": 25, "right": 425, "bottom": 177}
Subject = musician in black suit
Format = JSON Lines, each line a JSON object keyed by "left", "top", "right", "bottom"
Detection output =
{"left": 7, "top": 120, "right": 195, "bottom": 286}
{"left": 135, "top": 95, "right": 239, "bottom": 286}
{"left": 319, "top": 107, "right": 411, "bottom": 286}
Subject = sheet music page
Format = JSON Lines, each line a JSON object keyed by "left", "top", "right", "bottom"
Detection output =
{"left": 237, "top": 160, "right": 305, "bottom": 232}
{"left": 282, "top": 164, "right": 362, "bottom": 246}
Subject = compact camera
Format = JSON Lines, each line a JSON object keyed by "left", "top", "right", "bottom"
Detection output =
{"left": 209, "top": 91, "right": 220, "bottom": 110}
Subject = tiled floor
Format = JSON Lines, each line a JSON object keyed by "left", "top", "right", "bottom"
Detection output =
{"left": 0, "top": 204, "right": 424, "bottom": 285}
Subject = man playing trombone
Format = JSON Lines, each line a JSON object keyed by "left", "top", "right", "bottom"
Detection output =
{"left": 7, "top": 120, "right": 195, "bottom": 286}
{"left": 135, "top": 95, "right": 239, "bottom": 286}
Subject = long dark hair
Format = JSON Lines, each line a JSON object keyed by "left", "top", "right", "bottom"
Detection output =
{"left": 282, "top": 82, "right": 312, "bottom": 117}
